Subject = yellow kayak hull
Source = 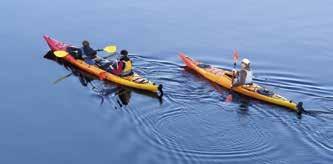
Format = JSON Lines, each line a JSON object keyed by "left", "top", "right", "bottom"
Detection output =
{"left": 179, "top": 53, "right": 303, "bottom": 113}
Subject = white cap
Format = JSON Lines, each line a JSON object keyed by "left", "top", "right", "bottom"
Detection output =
{"left": 241, "top": 58, "right": 250, "bottom": 65}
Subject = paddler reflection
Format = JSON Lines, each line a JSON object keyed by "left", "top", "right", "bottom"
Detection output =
{"left": 65, "top": 66, "right": 133, "bottom": 107}
{"left": 115, "top": 87, "right": 132, "bottom": 106}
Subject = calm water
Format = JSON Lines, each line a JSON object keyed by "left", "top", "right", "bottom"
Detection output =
{"left": 1, "top": 0, "right": 333, "bottom": 163}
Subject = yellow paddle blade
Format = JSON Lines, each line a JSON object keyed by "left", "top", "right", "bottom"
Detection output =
{"left": 103, "top": 45, "right": 117, "bottom": 54}
{"left": 54, "top": 51, "right": 68, "bottom": 58}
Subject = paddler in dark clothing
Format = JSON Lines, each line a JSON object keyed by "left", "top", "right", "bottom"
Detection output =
{"left": 96, "top": 49, "right": 133, "bottom": 77}
{"left": 67, "top": 40, "right": 102, "bottom": 64}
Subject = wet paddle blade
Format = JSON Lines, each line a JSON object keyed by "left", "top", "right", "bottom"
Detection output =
{"left": 103, "top": 45, "right": 117, "bottom": 54}
{"left": 233, "top": 49, "right": 239, "bottom": 64}
{"left": 54, "top": 51, "right": 68, "bottom": 58}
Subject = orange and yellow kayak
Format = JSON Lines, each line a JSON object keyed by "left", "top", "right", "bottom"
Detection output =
{"left": 179, "top": 53, "right": 304, "bottom": 114}
{"left": 43, "top": 35, "right": 163, "bottom": 96}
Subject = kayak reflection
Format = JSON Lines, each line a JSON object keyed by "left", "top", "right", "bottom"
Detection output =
{"left": 44, "top": 51, "right": 162, "bottom": 107}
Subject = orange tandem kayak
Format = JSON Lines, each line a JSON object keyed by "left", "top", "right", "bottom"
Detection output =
{"left": 43, "top": 35, "right": 163, "bottom": 96}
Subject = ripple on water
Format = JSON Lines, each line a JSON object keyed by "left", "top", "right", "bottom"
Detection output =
{"left": 292, "top": 96, "right": 333, "bottom": 162}
{"left": 127, "top": 57, "right": 291, "bottom": 161}
{"left": 255, "top": 70, "right": 333, "bottom": 98}
{"left": 132, "top": 102, "right": 283, "bottom": 162}
{"left": 89, "top": 56, "right": 333, "bottom": 163}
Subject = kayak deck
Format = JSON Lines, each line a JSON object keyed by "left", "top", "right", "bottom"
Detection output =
{"left": 179, "top": 52, "right": 304, "bottom": 114}
{"left": 43, "top": 35, "right": 163, "bottom": 96}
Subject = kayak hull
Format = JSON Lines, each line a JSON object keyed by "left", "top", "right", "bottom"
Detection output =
{"left": 179, "top": 53, "right": 303, "bottom": 113}
{"left": 43, "top": 35, "right": 163, "bottom": 95}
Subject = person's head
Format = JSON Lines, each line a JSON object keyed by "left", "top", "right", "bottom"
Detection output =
{"left": 241, "top": 58, "right": 251, "bottom": 70}
{"left": 120, "top": 49, "right": 128, "bottom": 56}
{"left": 82, "top": 40, "right": 90, "bottom": 47}
{"left": 120, "top": 50, "right": 129, "bottom": 60}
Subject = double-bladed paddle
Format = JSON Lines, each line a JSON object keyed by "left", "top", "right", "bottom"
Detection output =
{"left": 53, "top": 45, "right": 117, "bottom": 58}
{"left": 225, "top": 49, "right": 239, "bottom": 102}
{"left": 52, "top": 45, "right": 117, "bottom": 84}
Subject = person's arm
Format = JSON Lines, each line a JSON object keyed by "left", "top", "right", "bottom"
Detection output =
{"left": 238, "top": 70, "right": 247, "bottom": 84}
{"left": 91, "top": 49, "right": 97, "bottom": 56}
{"left": 66, "top": 46, "right": 79, "bottom": 52}
{"left": 231, "top": 70, "right": 239, "bottom": 87}
{"left": 232, "top": 70, "right": 247, "bottom": 88}
{"left": 66, "top": 47, "right": 82, "bottom": 59}
{"left": 84, "top": 48, "right": 97, "bottom": 59}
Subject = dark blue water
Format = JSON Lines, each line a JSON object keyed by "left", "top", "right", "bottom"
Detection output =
{"left": 1, "top": 0, "right": 333, "bottom": 163}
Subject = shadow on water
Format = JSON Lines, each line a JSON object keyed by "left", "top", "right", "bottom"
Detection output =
{"left": 43, "top": 51, "right": 162, "bottom": 108}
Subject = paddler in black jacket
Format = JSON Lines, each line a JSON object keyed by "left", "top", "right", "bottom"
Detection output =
{"left": 67, "top": 40, "right": 102, "bottom": 64}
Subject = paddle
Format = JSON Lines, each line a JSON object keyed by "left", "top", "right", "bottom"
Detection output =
{"left": 53, "top": 45, "right": 117, "bottom": 58}
{"left": 53, "top": 72, "right": 73, "bottom": 84}
{"left": 225, "top": 49, "right": 239, "bottom": 102}
{"left": 52, "top": 45, "right": 117, "bottom": 83}
{"left": 99, "top": 45, "right": 117, "bottom": 54}
{"left": 53, "top": 50, "right": 69, "bottom": 58}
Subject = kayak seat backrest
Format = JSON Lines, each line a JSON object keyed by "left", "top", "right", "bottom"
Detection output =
{"left": 257, "top": 88, "right": 275, "bottom": 97}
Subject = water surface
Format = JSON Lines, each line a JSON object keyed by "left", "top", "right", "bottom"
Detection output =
{"left": 1, "top": 0, "right": 333, "bottom": 163}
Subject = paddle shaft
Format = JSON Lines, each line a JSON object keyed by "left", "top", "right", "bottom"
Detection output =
{"left": 53, "top": 72, "right": 73, "bottom": 84}
{"left": 231, "top": 62, "right": 237, "bottom": 86}
{"left": 102, "top": 52, "right": 118, "bottom": 59}
{"left": 230, "top": 49, "right": 239, "bottom": 88}
{"left": 225, "top": 54, "right": 239, "bottom": 102}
